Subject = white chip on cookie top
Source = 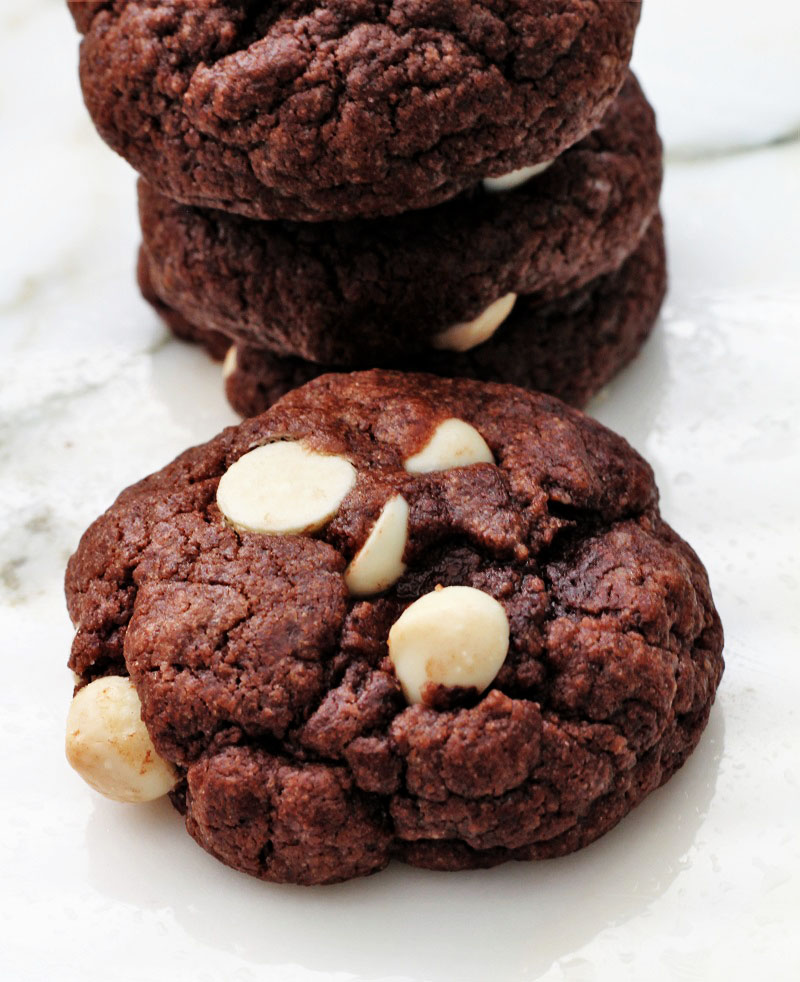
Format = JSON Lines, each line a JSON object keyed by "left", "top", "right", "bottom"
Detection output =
{"left": 217, "top": 441, "right": 356, "bottom": 535}
{"left": 432, "top": 293, "right": 517, "bottom": 353}
{"left": 404, "top": 419, "right": 494, "bottom": 474}
{"left": 483, "top": 159, "right": 554, "bottom": 193}
{"left": 345, "top": 495, "right": 410, "bottom": 597}
{"left": 388, "top": 586, "right": 510, "bottom": 705}
{"left": 222, "top": 345, "right": 238, "bottom": 380}
{"left": 65, "top": 676, "right": 177, "bottom": 803}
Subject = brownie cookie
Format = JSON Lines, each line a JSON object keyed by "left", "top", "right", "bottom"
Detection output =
{"left": 138, "top": 74, "right": 662, "bottom": 363}
{"left": 146, "top": 213, "right": 666, "bottom": 415}
{"left": 69, "top": 1, "right": 641, "bottom": 222}
{"left": 65, "top": 371, "right": 723, "bottom": 885}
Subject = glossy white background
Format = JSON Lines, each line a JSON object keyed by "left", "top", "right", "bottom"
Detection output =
{"left": 1, "top": 2, "right": 799, "bottom": 980}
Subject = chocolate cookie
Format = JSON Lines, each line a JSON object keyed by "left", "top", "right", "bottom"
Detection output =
{"left": 138, "top": 74, "right": 662, "bottom": 363}
{"left": 69, "top": 1, "right": 641, "bottom": 222}
{"left": 65, "top": 371, "right": 723, "bottom": 885}
{"left": 145, "top": 212, "right": 666, "bottom": 415}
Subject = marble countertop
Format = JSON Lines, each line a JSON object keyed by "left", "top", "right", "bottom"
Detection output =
{"left": 1, "top": 2, "right": 799, "bottom": 980}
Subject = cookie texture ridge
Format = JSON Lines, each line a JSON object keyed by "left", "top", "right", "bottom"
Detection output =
{"left": 144, "top": 212, "right": 666, "bottom": 416}
{"left": 70, "top": 0, "right": 641, "bottom": 221}
{"left": 138, "top": 74, "right": 661, "bottom": 362}
{"left": 65, "top": 371, "right": 723, "bottom": 885}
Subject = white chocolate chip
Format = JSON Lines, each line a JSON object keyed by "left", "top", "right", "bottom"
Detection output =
{"left": 345, "top": 495, "right": 409, "bottom": 597}
{"left": 432, "top": 293, "right": 517, "bottom": 353}
{"left": 482, "top": 159, "right": 554, "bottom": 193}
{"left": 217, "top": 441, "right": 356, "bottom": 535}
{"left": 65, "top": 676, "right": 177, "bottom": 803}
{"left": 388, "top": 586, "right": 510, "bottom": 705}
{"left": 404, "top": 419, "right": 493, "bottom": 474}
{"left": 222, "top": 345, "right": 238, "bottom": 380}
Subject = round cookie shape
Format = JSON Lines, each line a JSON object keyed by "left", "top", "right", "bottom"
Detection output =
{"left": 137, "top": 74, "right": 662, "bottom": 363}
{"left": 70, "top": 1, "right": 641, "bottom": 222}
{"left": 151, "top": 213, "right": 667, "bottom": 417}
{"left": 65, "top": 371, "right": 723, "bottom": 885}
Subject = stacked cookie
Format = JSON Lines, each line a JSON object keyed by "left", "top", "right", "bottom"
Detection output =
{"left": 69, "top": 0, "right": 662, "bottom": 415}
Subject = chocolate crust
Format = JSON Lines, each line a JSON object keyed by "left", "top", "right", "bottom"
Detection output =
{"left": 70, "top": 0, "right": 641, "bottom": 221}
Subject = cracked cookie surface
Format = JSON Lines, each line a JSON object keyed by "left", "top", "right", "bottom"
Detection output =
{"left": 66, "top": 371, "right": 723, "bottom": 884}
{"left": 70, "top": 0, "right": 641, "bottom": 221}
{"left": 137, "top": 74, "right": 662, "bottom": 363}
{"left": 148, "top": 212, "right": 667, "bottom": 415}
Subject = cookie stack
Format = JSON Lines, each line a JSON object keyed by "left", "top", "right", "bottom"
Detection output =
{"left": 70, "top": 0, "right": 663, "bottom": 415}
{"left": 65, "top": 4, "right": 725, "bottom": 888}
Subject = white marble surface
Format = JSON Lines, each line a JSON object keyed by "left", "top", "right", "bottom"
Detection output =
{"left": 631, "top": 0, "right": 800, "bottom": 156}
{"left": 1, "top": 2, "right": 799, "bottom": 981}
